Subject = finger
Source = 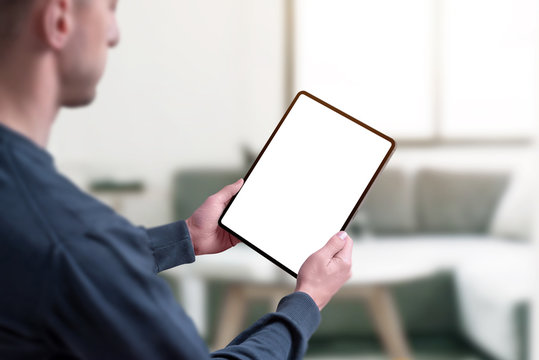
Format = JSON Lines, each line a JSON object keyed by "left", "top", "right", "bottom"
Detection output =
{"left": 226, "top": 231, "right": 242, "bottom": 247}
{"left": 230, "top": 235, "right": 241, "bottom": 246}
{"left": 319, "top": 231, "right": 348, "bottom": 258}
{"left": 213, "top": 178, "right": 244, "bottom": 204}
{"left": 334, "top": 235, "right": 353, "bottom": 263}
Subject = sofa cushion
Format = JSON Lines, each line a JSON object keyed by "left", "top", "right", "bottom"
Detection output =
{"left": 355, "top": 168, "right": 416, "bottom": 235}
{"left": 415, "top": 169, "right": 509, "bottom": 233}
{"left": 454, "top": 243, "right": 534, "bottom": 360}
{"left": 173, "top": 168, "right": 245, "bottom": 220}
{"left": 489, "top": 158, "right": 539, "bottom": 241}
{"left": 364, "top": 236, "right": 533, "bottom": 360}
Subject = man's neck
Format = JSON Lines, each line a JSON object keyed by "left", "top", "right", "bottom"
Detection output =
{"left": 0, "top": 115, "right": 56, "bottom": 149}
{"left": 0, "top": 54, "right": 60, "bottom": 149}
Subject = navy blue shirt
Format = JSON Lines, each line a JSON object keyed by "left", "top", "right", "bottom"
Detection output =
{"left": 0, "top": 123, "right": 320, "bottom": 359}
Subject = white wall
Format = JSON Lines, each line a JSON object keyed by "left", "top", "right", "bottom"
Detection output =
{"left": 47, "top": 0, "right": 537, "bottom": 229}
{"left": 48, "top": 0, "right": 286, "bottom": 226}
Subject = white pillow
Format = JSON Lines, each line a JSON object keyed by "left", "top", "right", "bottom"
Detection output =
{"left": 489, "top": 155, "right": 539, "bottom": 240}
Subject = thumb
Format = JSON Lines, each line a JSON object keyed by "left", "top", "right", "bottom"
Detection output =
{"left": 319, "top": 231, "right": 348, "bottom": 258}
{"left": 215, "top": 178, "right": 244, "bottom": 204}
{"left": 334, "top": 234, "right": 353, "bottom": 263}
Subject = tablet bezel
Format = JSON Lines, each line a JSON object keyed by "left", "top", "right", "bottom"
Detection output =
{"left": 218, "top": 90, "right": 396, "bottom": 278}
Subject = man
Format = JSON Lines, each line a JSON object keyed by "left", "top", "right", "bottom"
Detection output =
{"left": 0, "top": 0, "right": 353, "bottom": 358}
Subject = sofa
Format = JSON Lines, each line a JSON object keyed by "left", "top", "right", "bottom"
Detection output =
{"left": 171, "top": 160, "right": 536, "bottom": 360}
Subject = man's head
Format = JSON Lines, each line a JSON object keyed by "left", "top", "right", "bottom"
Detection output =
{"left": 0, "top": 0, "right": 120, "bottom": 107}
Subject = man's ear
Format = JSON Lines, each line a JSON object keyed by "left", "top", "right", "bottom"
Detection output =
{"left": 41, "top": 0, "right": 74, "bottom": 50}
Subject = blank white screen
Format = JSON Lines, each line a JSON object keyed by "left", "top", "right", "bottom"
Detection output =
{"left": 221, "top": 93, "right": 393, "bottom": 274}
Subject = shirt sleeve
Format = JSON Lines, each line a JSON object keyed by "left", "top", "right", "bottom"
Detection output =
{"left": 143, "top": 219, "right": 196, "bottom": 272}
{"left": 212, "top": 292, "right": 321, "bottom": 360}
{"left": 42, "top": 219, "right": 321, "bottom": 359}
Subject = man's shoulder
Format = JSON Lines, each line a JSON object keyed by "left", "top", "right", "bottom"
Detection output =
{"left": 0, "top": 147, "right": 145, "bottom": 255}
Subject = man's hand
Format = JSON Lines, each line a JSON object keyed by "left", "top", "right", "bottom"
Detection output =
{"left": 295, "top": 231, "right": 353, "bottom": 310}
{"left": 186, "top": 179, "right": 244, "bottom": 256}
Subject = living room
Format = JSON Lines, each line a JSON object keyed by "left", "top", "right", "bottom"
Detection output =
{"left": 48, "top": 1, "right": 539, "bottom": 359}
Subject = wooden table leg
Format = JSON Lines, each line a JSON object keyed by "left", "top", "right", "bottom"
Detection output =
{"left": 212, "top": 282, "right": 412, "bottom": 359}
{"left": 365, "top": 285, "right": 412, "bottom": 360}
{"left": 212, "top": 284, "right": 246, "bottom": 351}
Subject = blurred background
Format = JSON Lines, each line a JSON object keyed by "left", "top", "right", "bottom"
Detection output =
{"left": 48, "top": 0, "right": 539, "bottom": 359}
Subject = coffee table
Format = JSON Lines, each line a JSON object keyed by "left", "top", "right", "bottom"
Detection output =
{"left": 164, "top": 240, "right": 441, "bottom": 360}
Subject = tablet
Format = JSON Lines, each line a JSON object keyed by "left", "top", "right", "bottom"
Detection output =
{"left": 218, "top": 91, "right": 395, "bottom": 278}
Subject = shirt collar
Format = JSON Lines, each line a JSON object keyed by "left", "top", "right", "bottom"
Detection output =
{"left": 0, "top": 122, "right": 54, "bottom": 165}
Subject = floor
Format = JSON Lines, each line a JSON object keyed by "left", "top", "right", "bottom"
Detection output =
{"left": 303, "top": 337, "right": 488, "bottom": 360}
{"left": 305, "top": 356, "right": 481, "bottom": 360}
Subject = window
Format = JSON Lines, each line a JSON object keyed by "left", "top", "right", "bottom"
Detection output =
{"left": 293, "top": 0, "right": 538, "bottom": 142}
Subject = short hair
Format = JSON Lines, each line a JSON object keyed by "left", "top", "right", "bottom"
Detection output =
{"left": 0, "top": 0, "right": 90, "bottom": 49}
{"left": 0, "top": 0, "right": 35, "bottom": 46}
